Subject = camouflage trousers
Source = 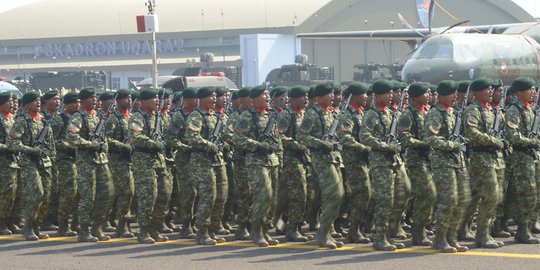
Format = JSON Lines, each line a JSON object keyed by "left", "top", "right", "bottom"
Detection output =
{"left": 109, "top": 154, "right": 134, "bottom": 221}
{"left": 281, "top": 154, "right": 307, "bottom": 225}
{"left": 305, "top": 165, "right": 321, "bottom": 226}
{"left": 311, "top": 156, "right": 344, "bottom": 236}
{"left": 191, "top": 164, "right": 227, "bottom": 229}
{"left": 247, "top": 164, "right": 279, "bottom": 228}
{"left": 505, "top": 152, "right": 537, "bottom": 224}
{"left": 133, "top": 153, "right": 158, "bottom": 228}
{"left": 20, "top": 158, "right": 52, "bottom": 227}
{"left": 56, "top": 158, "right": 77, "bottom": 224}
{"left": 533, "top": 162, "right": 540, "bottom": 224}
{"left": 406, "top": 162, "right": 435, "bottom": 228}
{"left": 211, "top": 165, "right": 228, "bottom": 229}
{"left": 389, "top": 163, "right": 411, "bottom": 233}
{"left": 432, "top": 163, "right": 471, "bottom": 234}
{"left": 9, "top": 170, "right": 25, "bottom": 224}
{"left": 175, "top": 152, "right": 196, "bottom": 224}
{"left": 370, "top": 164, "right": 396, "bottom": 230}
{"left": 235, "top": 158, "right": 252, "bottom": 226}
{"left": 45, "top": 158, "right": 59, "bottom": 223}
{"left": 0, "top": 164, "right": 18, "bottom": 219}
{"left": 343, "top": 157, "right": 371, "bottom": 230}
{"left": 468, "top": 158, "right": 500, "bottom": 235}
{"left": 76, "top": 154, "right": 114, "bottom": 226}
{"left": 151, "top": 161, "right": 172, "bottom": 231}
{"left": 222, "top": 160, "right": 235, "bottom": 223}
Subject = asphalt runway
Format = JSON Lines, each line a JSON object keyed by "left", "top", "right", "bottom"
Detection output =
{"left": 1, "top": 231, "right": 540, "bottom": 270}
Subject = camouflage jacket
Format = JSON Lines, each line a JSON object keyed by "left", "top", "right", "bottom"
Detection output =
{"left": 9, "top": 110, "right": 53, "bottom": 168}
{"left": 232, "top": 107, "right": 279, "bottom": 167}
{"left": 397, "top": 105, "right": 430, "bottom": 166}
{"left": 298, "top": 104, "right": 341, "bottom": 164}
{"left": 166, "top": 108, "right": 191, "bottom": 153}
{"left": 226, "top": 108, "right": 246, "bottom": 162}
{"left": 424, "top": 103, "right": 462, "bottom": 168}
{"left": 491, "top": 104, "right": 506, "bottom": 169}
{"left": 53, "top": 111, "right": 77, "bottom": 161}
{"left": 359, "top": 103, "right": 400, "bottom": 168}
{"left": 105, "top": 110, "right": 131, "bottom": 159}
{"left": 67, "top": 108, "right": 108, "bottom": 164}
{"left": 463, "top": 99, "right": 501, "bottom": 167}
{"left": 41, "top": 110, "right": 57, "bottom": 157}
{"left": 0, "top": 112, "right": 18, "bottom": 168}
{"left": 185, "top": 107, "right": 225, "bottom": 167}
{"left": 277, "top": 106, "right": 308, "bottom": 161}
{"left": 505, "top": 100, "right": 537, "bottom": 162}
{"left": 337, "top": 105, "right": 370, "bottom": 162}
{"left": 127, "top": 108, "right": 166, "bottom": 163}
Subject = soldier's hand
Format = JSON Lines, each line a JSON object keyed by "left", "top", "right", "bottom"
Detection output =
{"left": 206, "top": 142, "right": 220, "bottom": 154}
{"left": 450, "top": 141, "right": 461, "bottom": 152}
{"left": 530, "top": 138, "right": 540, "bottom": 149}
{"left": 257, "top": 142, "right": 272, "bottom": 152}
{"left": 493, "top": 139, "right": 504, "bottom": 150}
{"left": 320, "top": 141, "right": 334, "bottom": 152}
{"left": 155, "top": 141, "right": 165, "bottom": 151}
{"left": 360, "top": 145, "right": 371, "bottom": 153}
{"left": 27, "top": 147, "right": 42, "bottom": 157}
{"left": 381, "top": 143, "right": 398, "bottom": 153}
{"left": 87, "top": 141, "right": 101, "bottom": 150}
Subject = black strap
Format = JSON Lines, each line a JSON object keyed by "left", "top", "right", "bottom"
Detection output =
{"left": 439, "top": 109, "right": 451, "bottom": 139}
{"left": 114, "top": 111, "right": 127, "bottom": 141}
{"left": 347, "top": 106, "right": 361, "bottom": 141}
{"left": 200, "top": 109, "right": 211, "bottom": 139}
{"left": 249, "top": 110, "right": 261, "bottom": 139}
{"left": 60, "top": 112, "right": 70, "bottom": 130}
{"left": 142, "top": 111, "right": 153, "bottom": 137}
{"left": 81, "top": 111, "right": 90, "bottom": 139}
{"left": 0, "top": 117, "right": 8, "bottom": 144}
{"left": 315, "top": 107, "right": 327, "bottom": 136}
{"left": 514, "top": 103, "right": 530, "bottom": 135}
{"left": 288, "top": 108, "right": 298, "bottom": 140}
{"left": 408, "top": 107, "right": 422, "bottom": 140}
{"left": 478, "top": 107, "right": 488, "bottom": 133}
{"left": 25, "top": 116, "right": 35, "bottom": 146}
{"left": 370, "top": 107, "right": 387, "bottom": 136}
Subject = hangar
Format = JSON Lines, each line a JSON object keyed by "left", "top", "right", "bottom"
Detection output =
{"left": 0, "top": 0, "right": 535, "bottom": 89}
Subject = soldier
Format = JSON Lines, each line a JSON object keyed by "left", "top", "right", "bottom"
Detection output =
{"left": 9, "top": 91, "right": 54, "bottom": 240}
{"left": 105, "top": 89, "right": 135, "bottom": 238}
{"left": 336, "top": 82, "right": 372, "bottom": 244}
{"left": 7, "top": 93, "right": 23, "bottom": 234}
{"left": 276, "top": 85, "right": 310, "bottom": 242}
{"left": 185, "top": 86, "right": 227, "bottom": 245}
{"left": 504, "top": 77, "right": 540, "bottom": 244}
{"left": 53, "top": 92, "right": 79, "bottom": 236}
{"left": 396, "top": 82, "right": 435, "bottom": 246}
{"left": 0, "top": 92, "right": 19, "bottom": 235}
{"left": 304, "top": 85, "right": 322, "bottom": 232}
{"left": 232, "top": 85, "right": 280, "bottom": 247}
{"left": 67, "top": 87, "right": 114, "bottom": 242}
{"left": 166, "top": 87, "right": 198, "bottom": 239}
{"left": 424, "top": 80, "right": 471, "bottom": 253}
{"left": 298, "top": 82, "right": 344, "bottom": 249}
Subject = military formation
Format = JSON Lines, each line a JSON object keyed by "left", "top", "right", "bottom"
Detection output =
{"left": 1, "top": 76, "right": 540, "bottom": 253}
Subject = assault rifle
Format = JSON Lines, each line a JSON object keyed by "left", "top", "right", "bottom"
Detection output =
{"left": 321, "top": 94, "right": 351, "bottom": 159}
{"left": 490, "top": 86, "right": 508, "bottom": 156}
{"left": 150, "top": 90, "right": 166, "bottom": 143}
{"left": 258, "top": 95, "right": 286, "bottom": 151}
{"left": 385, "top": 88, "right": 407, "bottom": 165}
{"left": 208, "top": 113, "right": 225, "bottom": 163}
{"left": 89, "top": 92, "right": 118, "bottom": 157}
{"left": 32, "top": 102, "right": 64, "bottom": 168}
{"left": 448, "top": 86, "right": 469, "bottom": 163}
{"left": 527, "top": 89, "right": 540, "bottom": 159}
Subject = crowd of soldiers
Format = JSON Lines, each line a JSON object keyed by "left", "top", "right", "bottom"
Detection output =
{"left": 1, "top": 76, "right": 540, "bottom": 253}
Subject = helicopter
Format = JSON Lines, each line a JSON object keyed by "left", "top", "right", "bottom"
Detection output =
{"left": 296, "top": 0, "right": 540, "bottom": 84}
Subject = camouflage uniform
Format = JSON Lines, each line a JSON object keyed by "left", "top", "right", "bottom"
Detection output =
{"left": 491, "top": 104, "right": 509, "bottom": 236}
{"left": 397, "top": 105, "right": 435, "bottom": 245}
{"left": 504, "top": 100, "right": 539, "bottom": 243}
{"left": 298, "top": 104, "right": 344, "bottom": 248}
{"left": 232, "top": 107, "right": 280, "bottom": 246}
{"left": 424, "top": 103, "right": 471, "bottom": 251}
{"left": 105, "top": 110, "right": 134, "bottom": 236}
{"left": 41, "top": 110, "right": 59, "bottom": 229}
{"left": 67, "top": 108, "right": 114, "bottom": 240}
{"left": 336, "top": 104, "right": 371, "bottom": 243}
{"left": 52, "top": 111, "right": 78, "bottom": 235}
{"left": 185, "top": 107, "right": 228, "bottom": 243}
{"left": 0, "top": 112, "right": 19, "bottom": 234}
{"left": 9, "top": 110, "right": 53, "bottom": 239}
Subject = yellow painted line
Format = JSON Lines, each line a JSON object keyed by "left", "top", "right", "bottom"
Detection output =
{"left": 1, "top": 236, "right": 540, "bottom": 259}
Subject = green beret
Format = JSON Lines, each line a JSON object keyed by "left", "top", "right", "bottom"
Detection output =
{"left": 131, "top": 91, "right": 139, "bottom": 100}
{"left": 231, "top": 91, "right": 239, "bottom": 100}
{"left": 470, "top": 78, "right": 493, "bottom": 92}
{"left": 0, "top": 92, "right": 12, "bottom": 105}
{"left": 250, "top": 85, "right": 267, "bottom": 99}
{"left": 270, "top": 86, "right": 288, "bottom": 98}
{"left": 158, "top": 88, "right": 173, "bottom": 98}
{"left": 40, "top": 95, "right": 45, "bottom": 104}
{"left": 429, "top": 83, "right": 437, "bottom": 92}
{"left": 408, "top": 82, "right": 429, "bottom": 98}
{"left": 116, "top": 89, "right": 132, "bottom": 100}
{"left": 78, "top": 87, "right": 96, "bottom": 100}
{"left": 98, "top": 91, "right": 115, "bottom": 101}
{"left": 288, "top": 85, "right": 309, "bottom": 98}
{"left": 197, "top": 86, "right": 216, "bottom": 99}
{"left": 139, "top": 88, "right": 158, "bottom": 100}
{"left": 492, "top": 79, "right": 503, "bottom": 89}
{"left": 237, "top": 87, "right": 252, "bottom": 98}
{"left": 63, "top": 92, "right": 79, "bottom": 104}
{"left": 345, "top": 82, "right": 369, "bottom": 95}
{"left": 22, "top": 91, "right": 40, "bottom": 106}
{"left": 372, "top": 79, "right": 394, "bottom": 94}
{"left": 182, "top": 87, "right": 198, "bottom": 98}
{"left": 333, "top": 84, "right": 342, "bottom": 94}
{"left": 314, "top": 82, "right": 334, "bottom": 97}
{"left": 216, "top": 87, "right": 228, "bottom": 97}
{"left": 43, "top": 90, "right": 59, "bottom": 100}
{"left": 172, "top": 92, "right": 183, "bottom": 103}
{"left": 399, "top": 81, "right": 408, "bottom": 89}
{"left": 437, "top": 80, "right": 458, "bottom": 96}
{"left": 507, "top": 86, "right": 514, "bottom": 96}
{"left": 511, "top": 77, "right": 536, "bottom": 92}
{"left": 308, "top": 86, "right": 316, "bottom": 99}
{"left": 457, "top": 80, "right": 471, "bottom": 93}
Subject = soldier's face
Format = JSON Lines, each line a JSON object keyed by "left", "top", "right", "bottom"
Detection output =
{"left": 492, "top": 87, "right": 502, "bottom": 104}
{"left": 517, "top": 87, "right": 535, "bottom": 104}
{"left": 141, "top": 95, "right": 159, "bottom": 111}
{"left": 476, "top": 87, "right": 493, "bottom": 103}
{"left": 45, "top": 95, "right": 60, "bottom": 111}
{"left": 414, "top": 92, "right": 428, "bottom": 106}
{"left": 291, "top": 95, "right": 307, "bottom": 109}
{"left": 65, "top": 101, "right": 80, "bottom": 114}
{"left": 200, "top": 93, "right": 216, "bottom": 110}
{"left": 117, "top": 96, "right": 131, "bottom": 110}
{"left": 81, "top": 94, "right": 97, "bottom": 110}
{"left": 319, "top": 92, "right": 334, "bottom": 107}
{"left": 216, "top": 95, "right": 225, "bottom": 108}
{"left": 439, "top": 93, "right": 456, "bottom": 107}
{"left": 0, "top": 98, "right": 13, "bottom": 113}
{"left": 232, "top": 98, "right": 240, "bottom": 109}
{"left": 375, "top": 92, "right": 392, "bottom": 107}
{"left": 26, "top": 98, "right": 40, "bottom": 113}
{"left": 252, "top": 90, "right": 270, "bottom": 110}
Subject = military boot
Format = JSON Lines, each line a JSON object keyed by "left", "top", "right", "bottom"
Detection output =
{"left": 137, "top": 226, "right": 155, "bottom": 244}
{"left": 159, "top": 221, "right": 173, "bottom": 234}
{"left": 165, "top": 215, "right": 180, "bottom": 232}
{"left": 115, "top": 218, "right": 134, "bottom": 238}
{"left": 102, "top": 221, "right": 116, "bottom": 233}
{"left": 475, "top": 228, "right": 499, "bottom": 249}
{"left": 447, "top": 229, "right": 469, "bottom": 252}
{"left": 0, "top": 219, "right": 12, "bottom": 235}
{"left": 333, "top": 217, "right": 348, "bottom": 237}
{"left": 33, "top": 224, "right": 49, "bottom": 239}
{"left": 515, "top": 222, "right": 540, "bottom": 244}
{"left": 22, "top": 221, "right": 38, "bottom": 241}
{"left": 40, "top": 220, "right": 58, "bottom": 231}
{"left": 222, "top": 221, "right": 233, "bottom": 232}
{"left": 347, "top": 221, "right": 370, "bottom": 244}
{"left": 299, "top": 223, "right": 314, "bottom": 240}
{"left": 285, "top": 223, "right": 309, "bottom": 242}
{"left": 91, "top": 221, "right": 111, "bottom": 241}
{"left": 501, "top": 220, "right": 516, "bottom": 236}
{"left": 372, "top": 227, "right": 396, "bottom": 251}
{"left": 179, "top": 221, "right": 197, "bottom": 239}
{"left": 251, "top": 222, "right": 269, "bottom": 247}
{"left": 196, "top": 225, "right": 217, "bottom": 245}
{"left": 7, "top": 222, "right": 21, "bottom": 234}
{"left": 209, "top": 233, "right": 226, "bottom": 243}
{"left": 388, "top": 221, "right": 410, "bottom": 240}
{"left": 329, "top": 223, "right": 342, "bottom": 239}
{"left": 411, "top": 225, "right": 432, "bottom": 246}
{"left": 316, "top": 223, "right": 337, "bottom": 249}
{"left": 57, "top": 216, "right": 77, "bottom": 236}
{"left": 530, "top": 220, "right": 540, "bottom": 234}
{"left": 78, "top": 226, "right": 98, "bottom": 242}
{"left": 491, "top": 219, "right": 511, "bottom": 238}
{"left": 211, "top": 221, "right": 230, "bottom": 236}
{"left": 488, "top": 235, "right": 504, "bottom": 247}
{"left": 235, "top": 223, "right": 250, "bottom": 240}
{"left": 458, "top": 222, "right": 475, "bottom": 241}
{"left": 433, "top": 227, "right": 457, "bottom": 253}
{"left": 149, "top": 229, "right": 169, "bottom": 243}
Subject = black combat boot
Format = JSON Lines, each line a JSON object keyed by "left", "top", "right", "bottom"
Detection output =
{"left": 78, "top": 226, "right": 98, "bottom": 242}
{"left": 491, "top": 219, "right": 511, "bottom": 238}
{"left": 235, "top": 223, "right": 250, "bottom": 240}
{"left": 316, "top": 223, "right": 337, "bottom": 249}
{"left": 196, "top": 225, "right": 217, "bottom": 245}
{"left": 447, "top": 228, "right": 469, "bottom": 252}
{"left": 115, "top": 218, "right": 134, "bottom": 238}
{"left": 22, "top": 220, "right": 38, "bottom": 241}
{"left": 347, "top": 220, "right": 370, "bottom": 244}
{"left": 475, "top": 228, "right": 499, "bottom": 249}
{"left": 149, "top": 228, "right": 169, "bottom": 243}
{"left": 159, "top": 221, "right": 173, "bottom": 234}
{"left": 372, "top": 227, "right": 396, "bottom": 251}
{"left": 412, "top": 225, "right": 432, "bottom": 246}
{"left": 179, "top": 221, "right": 197, "bottom": 239}
{"left": 458, "top": 222, "right": 475, "bottom": 241}
{"left": 285, "top": 223, "right": 309, "bottom": 242}
{"left": 210, "top": 220, "right": 230, "bottom": 236}
{"left": 0, "top": 219, "right": 12, "bottom": 235}
{"left": 251, "top": 222, "right": 269, "bottom": 247}
{"left": 434, "top": 227, "right": 457, "bottom": 253}
{"left": 102, "top": 221, "right": 116, "bottom": 233}
{"left": 515, "top": 222, "right": 540, "bottom": 244}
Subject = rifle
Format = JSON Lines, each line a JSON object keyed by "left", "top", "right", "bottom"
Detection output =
{"left": 258, "top": 95, "right": 286, "bottom": 151}
{"left": 224, "top": 94, "right": 232, "bottom": 116}
{"left": 89, "top": 92, "right": 118, "bottom": 158}
{"left": 321, "top": 94, "right": 351, "bottom": 159}
{"left": 448, "top": 86, "right": 469, "bottom": 163}
{"left": 150, "top": 90, "right": 166, "bottom": 142}
{"left": 385, "top": 88, "right": 407, "bottom": 165}
{"left": 527, "top": 89, "right": 540, "bottom": 159}
{"left": 490, "top": 86, "right": 508, "bottom": 156}
{"left": 208, "top": 113, "right": 225, "bottom": 163}
{"left": 32, "top": 102, "right": 64, "bottom": 168}
{"left": 129, "top": 97, "right": 138, "bottom": 113}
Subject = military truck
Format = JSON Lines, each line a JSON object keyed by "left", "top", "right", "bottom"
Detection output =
{"left": 29, "top": 71, "right": 106, "bottom": 91}
{"left": 264, "top": 54, "right": 334, "bottom": 87}
{"left": 172, "top": 53, "right": 242, "bottom": 87}
{"left": 352, "top": 63, "right": 403, "bottom": 83}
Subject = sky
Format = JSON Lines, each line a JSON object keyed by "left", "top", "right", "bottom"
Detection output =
{"left": 0, "top": 0, "right": 539, "bottom": 17}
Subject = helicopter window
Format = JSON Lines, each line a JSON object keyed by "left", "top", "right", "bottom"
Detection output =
{"left": 415, "top": 43, "right": 453, "bottom": 59}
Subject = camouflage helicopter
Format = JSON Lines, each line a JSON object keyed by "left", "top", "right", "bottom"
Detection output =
{"left": 297, "top": 0, "right": 540, "bottom": 84}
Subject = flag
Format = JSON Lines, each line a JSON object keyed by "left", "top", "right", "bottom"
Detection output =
{"left": 136, "top": 15, "right": 159, "bottom": 33}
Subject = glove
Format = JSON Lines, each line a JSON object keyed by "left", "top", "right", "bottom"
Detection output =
{"left": 27, "top": 147, "right": 42, "bottom": 157}
{"left": 122, "top": 144, "right": 133, "bottom": 153}
{"left": 530, "top": 138, "right": 540, "bottom": 149}
{"left": 206, "top": 142, "right": 219, "bottom": 154}
{"left": 320, "top": 141, "right": 334, "bottom": 152}
{"left": 449, "top": 141, "right": 461, "bottom": 152}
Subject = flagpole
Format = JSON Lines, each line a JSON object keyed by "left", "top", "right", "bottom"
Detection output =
{"left": 146, "top": 0, "right": 158, "bottom": 88}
